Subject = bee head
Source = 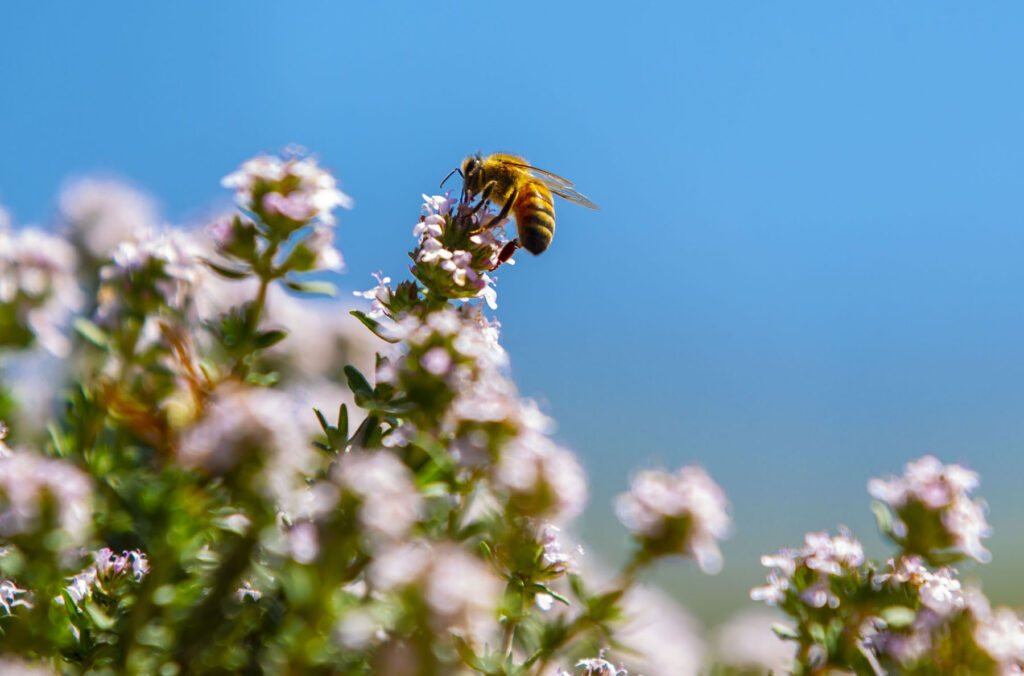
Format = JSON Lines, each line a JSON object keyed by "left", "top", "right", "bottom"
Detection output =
{"left": 463, "top": 153, "right": 483, "bottom": 177}
{"left": 460, "top": 153, "right": 484, "bottom": 194}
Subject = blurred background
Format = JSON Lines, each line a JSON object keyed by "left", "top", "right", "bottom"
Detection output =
{"left": 3, "top": 1, "right": 1024, "bottom": 628}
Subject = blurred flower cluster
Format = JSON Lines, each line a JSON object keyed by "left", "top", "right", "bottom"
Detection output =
{"left": 0, "top": 152, "right": 734, "bottom": 675}
{"left": 3, "top": 149, "right": 1015, "bottom": 675}
{"left": 752, "top": 455, "right": 1019, "bottom": 674}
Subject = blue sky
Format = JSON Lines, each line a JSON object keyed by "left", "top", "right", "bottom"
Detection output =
{"left": 4, "top": 2, "right": 1024, "bottom": 620}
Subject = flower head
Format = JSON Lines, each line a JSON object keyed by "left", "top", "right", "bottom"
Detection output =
{"left": 615, "top": 466, "right": 731, "bottom": 572}
{"left": 333, "top": 450, "right": 423, "bottom": 541}
{"left": 222, "top": 153, "right": 352, "bottom": 227}
{"left": 410, "top": 194, "right": 502, "bottom": 308}
{"left": 869, "top": 455, "right": 992, "bottom": 562}
{"left": 59, "top": 177, "right": 158, "bottom": 259}
{"left": 177, "top": 382, "right": 316, "bottom": 507}
{"left": 0, "top": 450, "right": 92, "bottom": 546}
{"left": 96, "top": 226, "right": 204, "bottom": 329}
{"left": 0, "top": 226, "right": 83, "bottom": 356}
{"left": 751, "top": 528, "right": 865, "bottom": 609}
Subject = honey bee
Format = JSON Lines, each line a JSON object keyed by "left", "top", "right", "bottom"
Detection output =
{"left": 441, "top": 152, "right": 598, "bottom": 264}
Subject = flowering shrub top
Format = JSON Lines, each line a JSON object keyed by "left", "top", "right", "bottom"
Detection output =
{"left": 1, "top": 149, "right": 1018, "bottom": 675}
{"left": 0, "top": 152, "right": 730, "bottom": 675}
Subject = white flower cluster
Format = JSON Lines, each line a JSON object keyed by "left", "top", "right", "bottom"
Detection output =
{"left": 383, "top": 306, "right": 588, "bottom": 522}
{"left": 615, "top": 466, "right": 731, "bottom": 573}
{"left": 65, "top": 548, "right": 150, "bottom": 604}
{"left": 0, "top": 226, "right": 83, "bottom": 356}
{"left": 869, "top": 556, "right": 1024, "bottom": 670}
{"left": 868, "top": 455, "right": 992, "bottom": 562}
{"left": 0, "top": 450, "right": 92, "bottom": 546}
{"left": 973, "top": 604, "right": 1024, "bottom": 671}
{"left": 0, "top": 578, "right": 31, "bottom": 615}
{"left": 59, "top": 177, "right": 158, "bottom": 259}
{"left": 875, "top": 556, "right": 964, "bottom": 616}
{"left": 751, "top": 528, "right": 864, "bottom": 607}
{"left": 369, "top": 541, "right": 502, "bottom": 644}
{"left": 177, "top": 383, "right": 315, "bottom": 507}
{"left": 333, "top": 450, "right": 424, "bottom": 542}
{"left": 96, "top": 226, "right": 204, "bottom": 322}
{"left": 538, "top": 523, "right": 582, "bottom": 577}
{"left": 494, "top": 431, "right": 588, "bottom": 522}
{"left": 572, "top": 654, "right": 628, "bottom": 676}
{"left": 0, "top": 657, "right": 54, "bottom": 676}
{"left": 414, "top": 194, "right": 499, "bottom": 309}
{"left": 386, "top": 306, "right": 508, "bottom": 389}
{"left": 221, "top": 154, "right": 353, "bottom": 226}
{"left": 352, "top": 271, "right": 391, "bottom": 320}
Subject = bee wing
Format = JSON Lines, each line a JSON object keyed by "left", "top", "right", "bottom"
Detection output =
{"left": 545, "top": 184, "right": 599, "bottom": 210}
{"left": 494, "top": 158, "right": 600, "bottom": 210}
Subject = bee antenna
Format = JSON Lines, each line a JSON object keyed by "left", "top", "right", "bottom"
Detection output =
{"left": 440, "top": 167, "right": 463, "bottom": 189}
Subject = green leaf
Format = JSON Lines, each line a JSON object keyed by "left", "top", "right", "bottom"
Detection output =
{"left": 568, "top": 574, "right": 586, "bottom": 602}
{"left": 73, "top": 317, "right": 109, "bottom": 348}
{"left": 245, "top": 371, "right": 280, "bottom": 386}
{"left": 530, "top": 584, "right": 570, "bottom": 607}
{"left": 337, "top": 403, "right": 349, "bottom": 441}
{"left": 314, "top": 408, "right": 331, "bottom": 435}
{"left": 254, "top": 329, "right": 288, "bottom": 349}
{"left": 284, "top": 279, "right": 338, "bottom": 297}
{"left": 880, "top": 605, "right": 917, "bottom": 628}
{"left": 771, "top": 623, "right": 800, "bottom": 640}
{"left": 871, "top": 500, "right": 895, "bottom": 537}
{"left": 344, "top": 365, "right": 374, "bottom": 402}
{"left": 61, "top": 589, "right": 89, "bottom": 630}
{"left": 84, "top": 600, "right": 115, "bottom": 630}
{"left": 350, "top": 310, "right": 401, "bottom": 343}
{"left": 202, "top": 257, "right": 252, "bottom": 280}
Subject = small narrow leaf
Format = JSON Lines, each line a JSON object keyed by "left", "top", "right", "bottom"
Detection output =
{"left": 350, "top": 310, "right": 401, "bottom": 343}
{"left": 880, "top": 606, "right": 917, "bottom": 629}
{"left": 771, "top": 623, "right": 800, "bottom": 640}
{"left": 336, "top": 403, "right": 349, "bottom": 440}
{"left": 344, "top": 365, "right": 373, "bottom": 399}
{"left": 284, "top": 279, "right": 338, "bottom": 297}
{"left": 314, "top": 408, "right": 331, "bottom": 435}
{"left": 201, "top": 258, "right": 252, "bottom": 280}
{"left": 73, "top": 318, "right": 109, "bottom": 348}
{"left": 254, "top": 329, "right": 288, "bottom": 349}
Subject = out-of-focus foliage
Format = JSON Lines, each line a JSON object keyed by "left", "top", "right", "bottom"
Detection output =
{"left": 4, "top": 150, "right": 1018, "bottom": 676}
{"left": 0, "top": 152, "right": 732, "bottom": 675}
{"left": 751, "top": 456, "right": 1022, "bottom": 674}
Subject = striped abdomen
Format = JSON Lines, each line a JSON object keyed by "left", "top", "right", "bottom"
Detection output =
{"left": 513, "top": 181, "right": 556, "bottom": 254}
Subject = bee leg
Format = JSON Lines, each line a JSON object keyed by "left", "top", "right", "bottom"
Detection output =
{"left": 492, "top": 239, "right": 520, "bottom": 270}
{"left": 482, "top": 186, "right": 517, "bottom": 230}
{"left": 466, "top": 180, "right": 498, "bottom": 216}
